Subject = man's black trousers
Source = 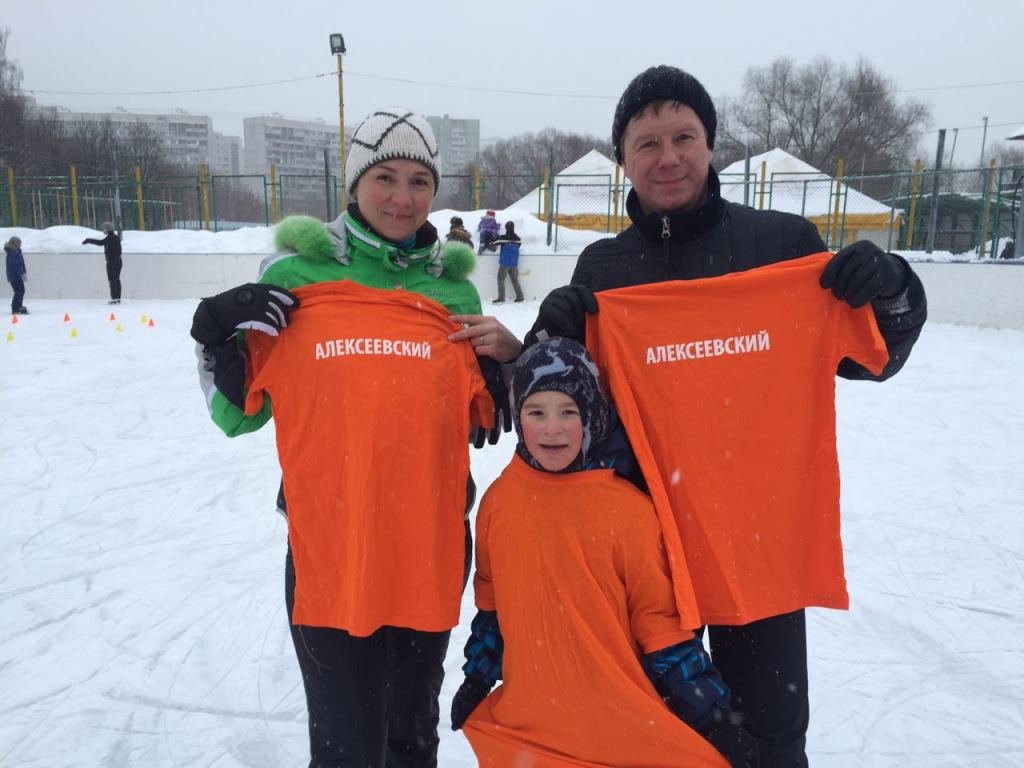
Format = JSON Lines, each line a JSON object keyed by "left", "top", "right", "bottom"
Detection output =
{"left": 105, "top": 255, "right": 122, "bottom": 300}
{"left": 708, "top": 608, "right": 810, "bottom": 768}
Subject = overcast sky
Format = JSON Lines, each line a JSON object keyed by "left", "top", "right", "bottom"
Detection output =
{"left": 7, "top": 0, "right": 1023, "bottom": 166}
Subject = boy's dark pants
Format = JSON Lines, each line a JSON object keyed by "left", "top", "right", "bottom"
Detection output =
{"left": 708, "top": 608, "right": 810, "bottom": 768}
{"left": 9, "top": 277, "right": 25, "bottom": 313}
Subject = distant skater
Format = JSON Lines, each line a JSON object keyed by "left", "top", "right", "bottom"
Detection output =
{"left": 83, "top": 222, "right": 123, "bottom": 304}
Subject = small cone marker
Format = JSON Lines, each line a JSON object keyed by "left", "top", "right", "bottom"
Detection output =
{"left": 70, "top": 327, "right": 79, "bottom": 339}
{"left": 147, "top": 318, "right": 155, "bottom": 328}
{"left": 5, "top": 330, "right": 13, "bottom": 342}
{"left": 109, "top": 312, "right": 117, "bottom": 321}
{"left": 140, "top": 313, "right": 148, "bottom": 324}
{"left": 115, "top": 323, "right": 124, "bottom": 333}
{"left": 11, "top": 314, "right": 18, "bottom": 324}
{"left": 63, "top": 312, "right": 72, "bottom": 323}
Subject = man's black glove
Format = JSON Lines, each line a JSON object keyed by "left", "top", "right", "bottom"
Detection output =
{"left": 473, "top": 357, "right": 512, "bottom": 448}
{"left": 190, "top": 283, "right": 298, "bottom": 346}
{"left": 703, "top": 720, "right": 760, "bottom": 768}
{"left": 528, "top": 285, "right": 598, "bottom": 344}
{"left": 819, "top": 241, "right": 908, "bottom": 309}
{"left": 450, "top": 675, "right": 493, "bottom": 731}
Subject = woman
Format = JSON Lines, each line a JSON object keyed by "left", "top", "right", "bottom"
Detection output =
{"left": 189, "top": 107, "right": 521, "bottom": 768}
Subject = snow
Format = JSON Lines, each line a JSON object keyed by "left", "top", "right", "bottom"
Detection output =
{"left": 718, "top": 148, "right": 896, "bottom": 217}
{"left": 2, "top": 238, "right": 1023, "bottom": 767}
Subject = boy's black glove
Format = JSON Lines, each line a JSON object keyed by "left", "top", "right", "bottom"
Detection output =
{"left": 473, "top": 357, "right": 512, "bottom": 448}
{"left": 703, "top": 720, "right": 760, "bottom": 768}
{"left": 819, "top": 241, "right": 908, "bottom": 309}
{"left": 190, "top": 283, "right": 298, "bottom": 346}
{"left": 450, "top": 675, "right": 493, "bottom": 731}
{"left": 527, "top": 285, "right": 598, "bottom": 344}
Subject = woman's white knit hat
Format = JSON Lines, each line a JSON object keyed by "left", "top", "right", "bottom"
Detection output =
{"left": 345, "top": 107, "right": 441, "bottom": 197}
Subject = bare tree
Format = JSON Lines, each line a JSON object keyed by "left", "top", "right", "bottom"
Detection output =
{"left": 718, "top": 56, "right": 929, "bottom": 173}
{"left": 477, "top": 128, "right": 614, "bottom": 209}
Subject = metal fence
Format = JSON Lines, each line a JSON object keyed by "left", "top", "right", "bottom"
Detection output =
{"left": 2, "top": 163, "right": 1021, "bottom": 256}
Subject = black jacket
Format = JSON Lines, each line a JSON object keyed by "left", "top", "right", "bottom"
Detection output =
{"left": 571, "top": 168, "right": 926, "bottom": 381}
{"left": 84, "top": 232, "right": 122, "bottom": 261}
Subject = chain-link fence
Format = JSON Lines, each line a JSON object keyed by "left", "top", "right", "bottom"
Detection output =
{"left": 2, "top": 163, "right": 1021, "bottom": 256}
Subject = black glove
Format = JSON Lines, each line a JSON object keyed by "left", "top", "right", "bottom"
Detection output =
{"left": 190, "top": 283, "right": 298, "bottom": 346}
{"left": 703, "top": 720, "right": 759, "bottom": 768}
{"left": 473, "top": 357, "right": 512, "bottom": 448}
{"left": 819, "top": 241, "right": 908, "bottom": 309}
{"left": 450, "top": 675, "right": 493, "bottom": 731}
{"left": 528, "top": 285, "right": 598, "bottom": 344}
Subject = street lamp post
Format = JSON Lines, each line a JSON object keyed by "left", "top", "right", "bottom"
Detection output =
{"left": 330, "top": 33, "right": 347, "bottom": 211}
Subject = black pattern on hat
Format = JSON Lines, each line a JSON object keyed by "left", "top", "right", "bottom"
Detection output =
{"left": 611, "top": 65, "right": 717, "bottom": 162}
{"left": 512, "top": 338, "right": 610, "bottom": 473}
{"left": 345, "top": 107, "right": 442, "bottom": 195}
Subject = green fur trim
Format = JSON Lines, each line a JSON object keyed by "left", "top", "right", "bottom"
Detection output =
{"left": 441, "top": 240, "right": 476, "bottom": 280}
{"left": 274, "top": 215, "right": 337, "bottom": 263}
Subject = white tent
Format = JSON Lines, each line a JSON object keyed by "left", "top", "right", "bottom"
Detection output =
{"left": 718, "top": 148, "right": 900, "bottom": 247}
{"left": 510, "top": 149, "right": 630, "bottom": 231}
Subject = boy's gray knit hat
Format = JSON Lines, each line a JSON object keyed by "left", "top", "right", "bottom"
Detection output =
{"left": 345, "top": 107, "right": 441, "bottom": 196}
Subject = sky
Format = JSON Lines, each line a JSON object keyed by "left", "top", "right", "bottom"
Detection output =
{"left": 1, "top": 269, "right": 1022, "bottom": 766}
{"left": 5, "top": 0, "right": 1024, "bottom": 166}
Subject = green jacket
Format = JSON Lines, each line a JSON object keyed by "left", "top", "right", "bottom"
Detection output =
{"left": 205, "top": 211, "right": 482, "bottom": 436}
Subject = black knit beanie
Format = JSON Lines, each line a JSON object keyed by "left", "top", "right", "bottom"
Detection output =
{"left": 611, "top": 65, "right": 717, "bottom": 162}
{"left": 512, "top": 337, "right": 610, "bottom": 473}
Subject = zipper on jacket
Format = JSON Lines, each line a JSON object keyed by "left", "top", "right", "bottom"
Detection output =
{"left": 661, "top": 215, "right": 671, "bottom": 240}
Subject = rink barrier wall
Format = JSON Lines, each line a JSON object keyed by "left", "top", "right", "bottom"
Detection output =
{"left": 7, "top": 251, "right": 1023, "bottom": 330}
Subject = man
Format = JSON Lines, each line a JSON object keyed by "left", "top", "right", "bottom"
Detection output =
{"left": 528, "top": 65, "right": 926, "bottom": 768}
{"left": 82, "top": 221, "right": 123, "bottom": 304}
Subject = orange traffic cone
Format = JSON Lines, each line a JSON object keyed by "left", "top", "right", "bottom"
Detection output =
{"left": 147, "top": 318, "right": 155, "bottom": 327}
{"left": 63, "top": 312, "right": 72, "bottom": 323}
{"left": 109, "top": 312, "right": 117, "bottom": 321}
{"left": 11, "top": 314, "right": 18, "bottom": 324}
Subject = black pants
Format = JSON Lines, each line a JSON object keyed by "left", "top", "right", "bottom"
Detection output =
{"left": 707, "top": 609, "right": 810, "bottom": 768}
{"left": 9, "top": 278, "right": 24, "bottom": 313}
{"left": 286, "top": 550, "right": 452, "bottom": 768}
{"left": 106, "top": 256, "right": 122, "bottom": 300}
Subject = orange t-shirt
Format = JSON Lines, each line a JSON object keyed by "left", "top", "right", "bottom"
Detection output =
{"left": 586, "top": 252, "right": 888, "bottom": 625}
{"left": 245, "top": 280, "right": 494, "bottom": 636}
{"left": 463, "top": 455, "right": 728, "bottom": 768}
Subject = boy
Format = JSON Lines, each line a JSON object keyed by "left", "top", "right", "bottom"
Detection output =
{"left": 451, "top": 337, "right": 757, "bottom": 767}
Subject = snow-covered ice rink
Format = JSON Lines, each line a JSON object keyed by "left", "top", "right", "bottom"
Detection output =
{"left": 1, "top": 298, "right": 1022, "bottom": 767}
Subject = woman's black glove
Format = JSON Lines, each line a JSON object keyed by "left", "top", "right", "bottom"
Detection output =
{"left": 819, "top": 241, "right": 908, "bottom": 309}
{"left": 473, "top": 357, "right": 512, "bottom": 448}
{"left": 190, "top": 283, "right": 298, "bottom": 346}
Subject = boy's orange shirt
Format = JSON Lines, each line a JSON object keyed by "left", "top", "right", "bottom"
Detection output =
{"left": 587, "top": 252, "right": 888, "bottom": 625}
{"left": 464, "top": 455, "right": 728, "bottom": 768}
{"left": 245, "top": 280, "right": 494, "bottom": 636}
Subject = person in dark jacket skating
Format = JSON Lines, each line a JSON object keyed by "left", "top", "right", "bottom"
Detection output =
{"left": 527, "top": 65, "right": 927, "bottom": 768}
{"left": 5, "top": 236, "right": 28, "bottom": 315}
{"left": 82, "top": 221, "right": 123, "bottom": 304}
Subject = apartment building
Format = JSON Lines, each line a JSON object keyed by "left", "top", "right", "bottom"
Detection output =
{"left": 425, "top": 114, "right": 480, "bottom": 176}
{"left": 51, "top": 108, "right": 215, "bottom": 170}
